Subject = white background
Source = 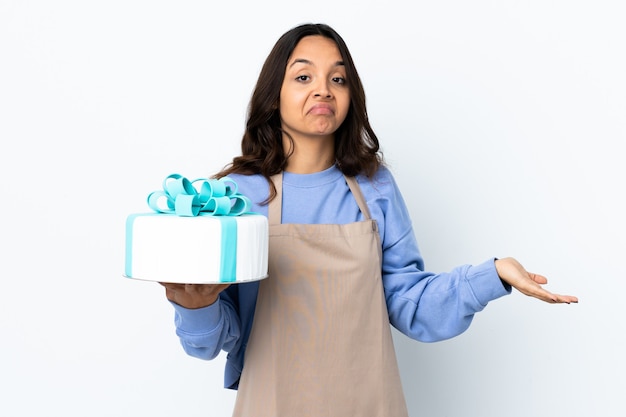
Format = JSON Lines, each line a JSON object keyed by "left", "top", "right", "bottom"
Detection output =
{"left": 1, "top": 1, "right": 624, "bottom": 416}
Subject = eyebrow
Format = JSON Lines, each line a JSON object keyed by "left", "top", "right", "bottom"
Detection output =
{"left": 289, "top": 58, "right": 345, "bottom": 68}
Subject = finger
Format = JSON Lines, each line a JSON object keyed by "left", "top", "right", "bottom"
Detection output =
{"left": 531, "top": 290, "right": 559, "bottom": 304}
{"left": 524, "top": 287, "right": 579, "bottom": 304}
{"left": 553, "top": 294, "right": 579, "bottom": 304}
{"left": 514, "top": 283, "right": 558, "bottom": 303}
{"left": 159, "top": 282, "right": 186, "bottom": 301}
{"left": 163, "top": 286, "right": 177, "bottom": 301}
{"left": 528, "top": 273, "right": 548, "bottom": 285}
{"left": 159, "top": 282, "right": 185, "bottom": 289}
{"left": 183, "top": 283, "right": 231, "bottom": 292}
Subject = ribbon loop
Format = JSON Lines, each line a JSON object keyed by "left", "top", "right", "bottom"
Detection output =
{"left": 147, "top": 174, "right": 252, "bottom": 217}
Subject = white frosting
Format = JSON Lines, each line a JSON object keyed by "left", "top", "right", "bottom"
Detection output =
{"left": 125, "top": 214, "right": 268, "bottom": 284}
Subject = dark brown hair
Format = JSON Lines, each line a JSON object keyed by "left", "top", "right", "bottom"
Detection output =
{"left": 216, "top": 23, "right": 384, "bottom": 202}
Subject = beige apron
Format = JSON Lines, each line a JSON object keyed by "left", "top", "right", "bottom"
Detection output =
{"left": 232, "top": 173, "right": 408, "bottom": 417}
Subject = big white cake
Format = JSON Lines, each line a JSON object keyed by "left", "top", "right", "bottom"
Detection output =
{"left": 124, "top": 174, "right": 269, "bottom": 284}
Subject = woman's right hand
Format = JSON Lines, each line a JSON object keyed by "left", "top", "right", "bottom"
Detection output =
{"left": 159, "top": 282, "right": 231, "bottom": 309}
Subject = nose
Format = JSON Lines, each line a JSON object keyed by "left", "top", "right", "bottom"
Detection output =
{"left": 313, "top": 79, "right": 332, "bottom": 98}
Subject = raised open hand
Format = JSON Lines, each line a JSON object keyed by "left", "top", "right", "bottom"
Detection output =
{"left": 495, "top": 257, "right": 578, "bottom": 304}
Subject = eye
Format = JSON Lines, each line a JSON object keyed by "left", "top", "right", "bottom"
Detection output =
{"left": 295, "top": 75, "right": 310, "bottom": 82}
{"left": 332, "top": 76, "right": 346, "bottom": 85}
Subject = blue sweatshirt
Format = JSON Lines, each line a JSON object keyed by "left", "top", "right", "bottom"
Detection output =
{"left": 171, "top": 165, "right": 511, "bottom": 389}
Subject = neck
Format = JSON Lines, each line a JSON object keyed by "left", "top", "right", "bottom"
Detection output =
{"left": 283, "top": 135, "right": 335, "bottom": 174}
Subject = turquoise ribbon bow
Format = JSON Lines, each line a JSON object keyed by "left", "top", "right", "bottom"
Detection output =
{"left": 144, "top": 174, "right": 252, "bottom": 283}
{"left": 147, "top": 174, "right": 252, "bottom": 217}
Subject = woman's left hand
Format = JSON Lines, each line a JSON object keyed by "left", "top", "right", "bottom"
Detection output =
{"left": 495, "top": 257, "right": 578, "bottom": 304}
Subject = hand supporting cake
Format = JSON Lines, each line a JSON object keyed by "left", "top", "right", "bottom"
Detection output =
{"left": 124, "top": 174, "right": 268, "bottom": 284}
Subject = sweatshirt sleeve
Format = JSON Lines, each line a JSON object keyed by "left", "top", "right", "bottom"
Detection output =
{"left": 170, "top": 288, "right": 242, "bottom": 360}
{"left": 368, "top": 169, "right": 511, "bottom": 342}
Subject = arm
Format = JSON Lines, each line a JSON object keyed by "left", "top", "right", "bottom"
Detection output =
{"left": 382, "top": 227, "right": 509, "bottom": 342}
{"left": 161, "top": 283, "right": 242, "bottom": 360}
{"left": 384, "top": 247, "right": 577, "bottom": 343}
{"left": 370, "top": 169, "right": 576, "bottom": 343}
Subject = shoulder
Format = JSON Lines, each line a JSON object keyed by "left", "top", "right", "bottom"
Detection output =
{"left": 357, "top": 165, "right": 412, "bottom": 224}
{"left": 354, "top": 165, "right": 414, "bottom": 246}
{"left": 225, "top": 173, "right": 269, "bottom": 210}
{"left": 355, "top": 165, "right": 402, "bottom": 200}
{"left": 227, "top": 172, "right": 267, "bottom": 189}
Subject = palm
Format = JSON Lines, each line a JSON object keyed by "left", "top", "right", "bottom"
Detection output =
{"left": 495, "top": 258, "right": 578, "bottom": 304}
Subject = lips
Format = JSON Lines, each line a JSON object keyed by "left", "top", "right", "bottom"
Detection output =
{"left": 308, "top": 104, "right": 334, "bottom": 115}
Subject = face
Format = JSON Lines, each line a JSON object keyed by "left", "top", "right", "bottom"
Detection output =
{"left": 279, "top": 35, "right": 350, "bottom": 144}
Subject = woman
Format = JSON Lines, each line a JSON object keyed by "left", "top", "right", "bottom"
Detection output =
{"left": 161, "top": 23, "right": 577, "bottom": 416}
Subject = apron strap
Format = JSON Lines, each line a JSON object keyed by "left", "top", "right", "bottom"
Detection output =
{"left": 268, "top": 173, "right": 282, "bottom": 226}
{"left": 345, "top": 176, "right": 372, "bottom": 220}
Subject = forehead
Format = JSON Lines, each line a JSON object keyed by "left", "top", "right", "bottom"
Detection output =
{"left": 288, "top": 35, "right": 343, "bottom": 64}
